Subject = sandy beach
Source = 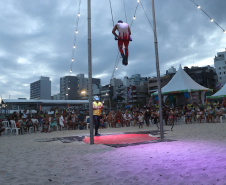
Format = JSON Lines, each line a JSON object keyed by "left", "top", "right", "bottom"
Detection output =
{"left": 1, "top": 120, "right": 226, "bottom": 185}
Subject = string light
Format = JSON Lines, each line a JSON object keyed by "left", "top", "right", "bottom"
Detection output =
{"left": 133, "top": 16, "right": 136, "bottom": 20}
{"left": 115, "top": 67, "right": 118, "bottom": 70}
{"left": 190, "top": 0, "right": 226, "bottom": 34}
{"left": 137, "top": 0, "right": 140, "bottom": 3}
{"left": 224, "top": 30, "right": 226, "bottom": 33}
{"left": 69, "top": 0, "right": 81, "bottom": 74}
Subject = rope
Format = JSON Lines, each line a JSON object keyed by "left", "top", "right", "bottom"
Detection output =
{"left": 140, "top": 0, "right": 154, "bottom": 31}
{"left": 109, "top": 0, "right": 115, "bottom": 27}
{"left": 123, "top": 0, "right": 128, "bottom": 23}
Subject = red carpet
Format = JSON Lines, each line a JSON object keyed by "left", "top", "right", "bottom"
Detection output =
{"left": 83, "top": 134, "right": 159, "bottom": 145}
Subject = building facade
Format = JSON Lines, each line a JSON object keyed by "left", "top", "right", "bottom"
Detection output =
{"left": 214, "top": 49, "right": 226, "bottom": 87}
{"left": 30, "top": 76, "right": 51, "bottom": 99}
{"left": 183, "top": 65, "right": 218, "bottom": 89}
{"left": 60, "top": 76, "right": 78, "bottom": 100}
{"left": 60, "top": 74, "right": 101, "bottom": 100}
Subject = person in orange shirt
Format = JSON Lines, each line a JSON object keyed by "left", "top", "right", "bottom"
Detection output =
{"left": 93, "top": 96, "right": 103, "bottom": 136}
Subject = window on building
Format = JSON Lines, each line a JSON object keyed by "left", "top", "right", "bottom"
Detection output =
{"left": 220, "top": 72, "right": 221, "bottom": 75}
{"left": 219, "top": 67, "right": 221, "bottom": 70}
{"left": 220, "top": 77, "right": 222, "bottom": 79}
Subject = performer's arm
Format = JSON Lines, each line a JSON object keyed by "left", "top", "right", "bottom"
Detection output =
{"left": 112, "top": 25, "right": 118, "bottom": 37}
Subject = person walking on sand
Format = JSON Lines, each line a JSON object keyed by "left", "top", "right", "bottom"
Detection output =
{"left": 93, "top": 96, "right": 103, "bottom": 136}
{"left": 112, "top": 20, "right": 131, "bottom": 66}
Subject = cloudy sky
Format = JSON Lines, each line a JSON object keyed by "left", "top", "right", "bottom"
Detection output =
{"left": 0, "top": 0, "right": 226, "bottom": 100}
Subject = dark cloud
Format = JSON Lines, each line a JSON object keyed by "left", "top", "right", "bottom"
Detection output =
{"left": 0, "top": 0, "right": 226, "bottom": 99}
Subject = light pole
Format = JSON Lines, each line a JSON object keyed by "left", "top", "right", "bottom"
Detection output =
{"left": 152, "top": 0, "right": 164, "bottom": 139}
{"left": 88, "top": 0, "right": 94, "bottom": 144}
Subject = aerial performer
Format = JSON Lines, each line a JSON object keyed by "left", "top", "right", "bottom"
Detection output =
{"left": 93, "top": 96, "right": 103, "bottom": 136}
{"left": 112, "top": 20, "right": 131, "bottom": 66}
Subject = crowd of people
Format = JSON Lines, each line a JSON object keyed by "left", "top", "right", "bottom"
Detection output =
{"left": 0, "top": 100, "right": 226, "bottom": 136}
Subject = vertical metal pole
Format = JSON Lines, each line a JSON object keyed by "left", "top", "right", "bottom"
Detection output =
{"left": 88, "top": 0, "right": 94, "bottom": 144}
{"left": 152, "top": 0, "right": 164, "bottom": 139}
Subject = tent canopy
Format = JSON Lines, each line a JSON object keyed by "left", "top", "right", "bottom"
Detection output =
{"left": 207, "top": 83, "right": 226, "bottom": 99}
{"left": 153, "top": 65, "right": 212, "bottom": 95}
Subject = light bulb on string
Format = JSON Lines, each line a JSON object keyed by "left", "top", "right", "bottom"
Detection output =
{"left": 78, "top": 13, "right": 80, "bottom": 17}
{"left": 73, "top": 45, "right": 76, "bottom": 49}
{"left": 137, "top": 0, "right": 140, "bottom": 3}
{"left": 115, "top": 67, "right": 118, "bottom": 70}
{"left": 71, "top": 58, "right": 74, "bottom": 62}
{"left": 224, "top": 30, "right": 226, "bottom": 33}
{"left": 75, "top": 30, "right": 78, "bottom": 34}
{"left": 133, "top": 16, "right": 136, "bottom": 20}
{"left": 210, "top": 18, "right": 214, "bottom": 22}
{"left": 70, "top": 70, "right": 72, "bottom": 73}
{"left": 197, "top": 5, "right": 201, "bottom": 9}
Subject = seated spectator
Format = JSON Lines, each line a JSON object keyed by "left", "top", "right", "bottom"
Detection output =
{"left": 100, "top": 113, "right": 107, "bottom": 128}
{"left": 196, "top": 108, "right": 204, "bottom": 123}
{"left": 132, "top": 111, "right": 139, "bottom": 127}
{"left": 208, "top": 107, "right": 215, "bottom": 123}
{"left": 78, "top": 111, "right": 86, "bottom": 130}
{"left": 21, "top": 118, "right": 28, "bottom": 132}
{"left": 107, "top": 112, "right": 113, "bottom": 127}
{"left": 15, "top": 118, "right": 22, "bottom": 134}
{"left": 26, "top": 117, "right": 34, "bottom": 132}
{"left": 31, "top": 116, "right": 39, "bottom": 131}
{"left": 215, "top": 106, "right": 223, "bottom": 123}
{"left": 69, "top": 112, "right": 77, "bottom": 130}
{"left": 185, "top": 109, "right": 192, "bottom": 124}
{"left": 114, "top": 110, "right": 123, "bottom": 127}
{"left": 49, "top": 116, "right": 57, "bottom": 131}
{"left": 123, "top": 110, "right": 132, "bottom": 127}
{"left": 41, "top": 120, "right": 49, "bottom": 133}
{"left": 0, "top": 121, "right": 5, "bottom": 136}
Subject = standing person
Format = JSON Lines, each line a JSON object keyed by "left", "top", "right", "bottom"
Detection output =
{"left": 93, "top": 96, "right": 103, "bottom": 136}
{"left": 112, "top": 20, "right": 131, "bottom": 66}
{"left": 144, "top": 109, "right": 151, "bottom": 127}
{"left": 138, "top": 112, "right": 144, "bottom": 129}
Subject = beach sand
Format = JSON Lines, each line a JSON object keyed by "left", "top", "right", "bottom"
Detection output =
{"left": 1, "top": 120, "right": 226, "bottom": 185}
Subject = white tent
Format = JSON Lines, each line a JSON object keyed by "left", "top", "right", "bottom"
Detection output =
{"left": 208, "top": 83, "right": 226, "bottom": 99}
{"left": 153, "top": 65, "right": 212, "bottom": 95}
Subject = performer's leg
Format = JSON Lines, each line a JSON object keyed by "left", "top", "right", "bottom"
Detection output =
{"left": 118, "top": 40, "right": 124, "bottom": 56}
{"left": 124, "top": 40, "right": 129, "bottom": 58}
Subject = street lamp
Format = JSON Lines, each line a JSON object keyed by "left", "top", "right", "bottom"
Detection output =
{"left": 81, "top": 90, "right": 86, "bottom": 100}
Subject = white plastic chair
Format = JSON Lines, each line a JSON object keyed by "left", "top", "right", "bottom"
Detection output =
{"left": 86, "top": 116, "right": 90, "bottom": 129}
{"left": 2, "top": 121, "right": 12, "bottom": 135}
{"left": 10, "top": 120, "right": 20, "bottom": 135}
